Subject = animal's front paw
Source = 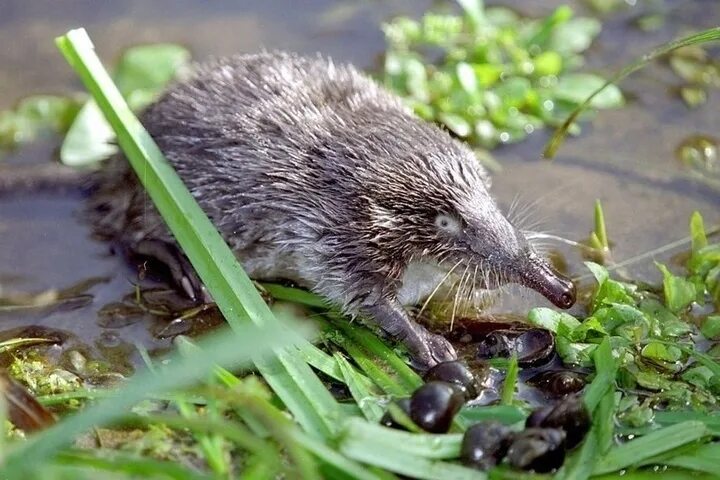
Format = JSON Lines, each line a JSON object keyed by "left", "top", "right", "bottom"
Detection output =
{"left": 409, "top": 331, "right": 457, "bottom": 372}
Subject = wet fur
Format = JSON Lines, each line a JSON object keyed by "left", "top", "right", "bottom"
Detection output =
{"left": 87, "top": 51, "right": 560, "bottom": 369}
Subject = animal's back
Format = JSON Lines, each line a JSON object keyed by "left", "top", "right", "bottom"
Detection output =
{"left": 88, "top": 51, "right": 420, "bottom": 284}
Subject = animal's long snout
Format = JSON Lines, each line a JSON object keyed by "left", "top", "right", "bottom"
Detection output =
{"left": 518, "top": 256, "right": 576, "bottom": 309}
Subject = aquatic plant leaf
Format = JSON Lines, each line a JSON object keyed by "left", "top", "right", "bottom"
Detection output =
{"left": 641, "top": 342, "right": 681, "bottom": 363}
{"left": 690, "top": 211, "right": 708, "bottom": 258}
{"left": 113, "top": 44, "right": 190, "bottom": 99}
{"left": 383, "top": 3, "right": 620, "bottom": 153}
{"left": 60, "top": 43, "right": 190, "bottom": 166}
{"left": 59, "top": 100, "right": 118, "bottom": 166}
{"left": 657, "top": 263, "right": 696, "bottom": 313}
{"left": 0, "top": 95, "right": 80, "bottom": 150}
{"left": 455, "top": 0, "right": 485, "bottom": 28}
{"left": 549, "top": 17, "right": 601, "bottom": 54}
{"left": 700, "top": 315, "right": 720, "bottom": 340}
{"left": 527, "top": 307, "right": 581, "bottom": 334}
{"left": 554, "top": 73, "right": 623, "bottom": 108}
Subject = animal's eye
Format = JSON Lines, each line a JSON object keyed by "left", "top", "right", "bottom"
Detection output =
{"left": 434, "top": 214, "right": 461, "bottom": 235}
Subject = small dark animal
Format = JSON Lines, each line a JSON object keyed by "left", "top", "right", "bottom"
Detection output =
{"left": 87, "top": 52, "right": 575, "bottom": 370}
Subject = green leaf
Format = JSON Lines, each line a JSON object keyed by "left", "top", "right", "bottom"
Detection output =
{"left": 593, "top": 199, "right": 609, "bottom": 250}
{"left": 592, "top": 421, "right": 709, "bottom": 475}
{"left": 54, "top": 28, "right": 344, "bottom": 443}
{"left": 500, "top": 354, "right": 518, "bottom": 405}
{"left": 60, "top": 100, "right": 118, "bottom": 165}
{"left": 0, "top": 95, "right": 80, "bottom": 149}
{"left": 527, "top": 307, "right": 581, "bottom": 334}
{"left": 533, "top": 51, "right": 563, "bottom": 76}
{"left": 549, "top": 17, "right": 602, "bottom": 54}
{"left": 690, "top": 211, "right": 708, "bottom": 255}
{"left": 701, "top": 315, "right": 720, "bottom": 340}
{"left": 472, "top": 64, "right": 502, "bottom": 88}
{"left": 583, "top": 337, "right": 617, "bottom": 412}
{"left": 455, "top": 62, "right": 477, "bottom": 95}
{"left": 334, "top": 353, "right": 384, "bottom": 422}
{"left": 554, "top": 73, "right": 624, "bottom": 108}
{"left": 113, "top": 43, "right": 190, "bottom": 99}
{"left": 641, "top": 342, "right": 682, "bottom": 363}
{"left": 339, "top": 418, "right": 480, "bottom": 479}
{"left": 681, "top": 365, "right": 716, "bottom": 389}
{"left": 455, "top": 0, "right": 485, "bottom": 28}
{"left": 657, "top": 263, "right": 697, "bottom": 313}
{"left": 457, "top": 405, "right": 525, "bottom": 425}
{"left": 60, "top": 43, "right": 190, "bottom": 166}
{"left": 438, "top": 113, "right": 471, "bottom": 137}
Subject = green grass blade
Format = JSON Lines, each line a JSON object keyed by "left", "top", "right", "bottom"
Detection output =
{"left": 289, "top": 430, "right": 386, "bottom": 480}
{"left": 54, "top": 28, "right": 344, "bottom": 438}
{"left": 335, "top": 353, "right": 385, "bottom": 422}
{"left": 593, "top": 199, "right": 609, "bottom": 250}
{"left": 654, "top": 411, "right": 720, "bottom": 436}
{"left": 55, "top": 450, "right": 212, "bottom": 480}
{"left": 339, "top": 419, "right": 478, "bottom": 480}
{"left": 264, "top": 284, "right": 423, "bottom": 393}
{"left": 455, "top": 405, "right": 526, "bottom": 425}
{"left": 592, "top": 421, "right": 709, "bottom": 475}
{"left": 544, "top": 27, "right": 720, "bottom": 158}
{"left": 340, "top": 418, "right": 462, "bottom": 459}
{"left": 583, "top": 337, "right": 616, "bottom": 412}
{"left": 655, "top": 442, "right": 720, "bottom": 475}
{"left": 500, "top": 354, "right": 519, "bottom": 405}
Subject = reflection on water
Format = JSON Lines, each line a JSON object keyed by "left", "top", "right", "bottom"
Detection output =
{"left": 0, "top": 0, "right": 718, "bottom": 368}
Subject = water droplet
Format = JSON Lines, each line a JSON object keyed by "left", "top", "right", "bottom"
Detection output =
{"left": 543, "top": 99, "right": 554, "bottom": 111}
{"left": 499, "top": 132, "right": 510, "bottom": 143}
{"left": 524, "top": 124, "right": 535, "bottom": 134}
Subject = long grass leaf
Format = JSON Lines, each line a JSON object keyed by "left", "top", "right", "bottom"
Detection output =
{"left": 339, "top": 420, "right": 479, "bottom": 480}
{"left": 340, "top": 418, "right": 462, "bottom": 459}
{"left": 54, "top": 28, "right": 343, "bottom": 438}
{"left": 592, "top": 421, "right": 709, "bottom": 475}
{"left": 55, "top": 450, "right": 212, "bottom": 480}
{"left": 500, "top": 354, "right": 518, "bottom": 405}
{"left": 335, "top": 354, "right": 385, "bottom": 422}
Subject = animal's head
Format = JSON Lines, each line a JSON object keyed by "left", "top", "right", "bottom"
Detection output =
{"left": 366, "top": 125, "right": 576, "bottom": 310}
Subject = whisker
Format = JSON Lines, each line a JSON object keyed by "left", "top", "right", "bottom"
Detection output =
{"left": 418, "top": 260, "right": 463, "bottom": 317}
{"left": 525, "top": 232, "right": 584, "bottom": 248}
{"left": 450, "top": 264, "right": 470, "bottom": 331}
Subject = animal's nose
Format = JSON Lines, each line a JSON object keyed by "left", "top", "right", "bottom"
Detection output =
{"left": 553, "top": 278, "right": 576, "bottom": 309}
{"left": 518, "top": 257, "right": 577, "bottom": 310}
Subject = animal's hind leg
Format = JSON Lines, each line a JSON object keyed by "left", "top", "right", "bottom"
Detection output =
{"left": 130, "top": 238, "right": 209, "bottom": 303}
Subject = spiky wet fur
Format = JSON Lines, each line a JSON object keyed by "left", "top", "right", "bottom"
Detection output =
{"left": 87, "top": 51, "right": 550, "bottom": 368}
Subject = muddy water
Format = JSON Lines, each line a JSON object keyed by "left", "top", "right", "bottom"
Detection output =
{"left": 0, "top": 0, "right": 719, "bottom": 369}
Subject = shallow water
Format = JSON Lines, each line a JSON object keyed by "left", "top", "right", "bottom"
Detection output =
{"left": 0, "top": 0, "right": 719, "bottom": 369}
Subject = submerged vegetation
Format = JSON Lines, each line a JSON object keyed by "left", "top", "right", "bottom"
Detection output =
{"left": 0, "top": 2, "right": 720, "bottom": 479}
